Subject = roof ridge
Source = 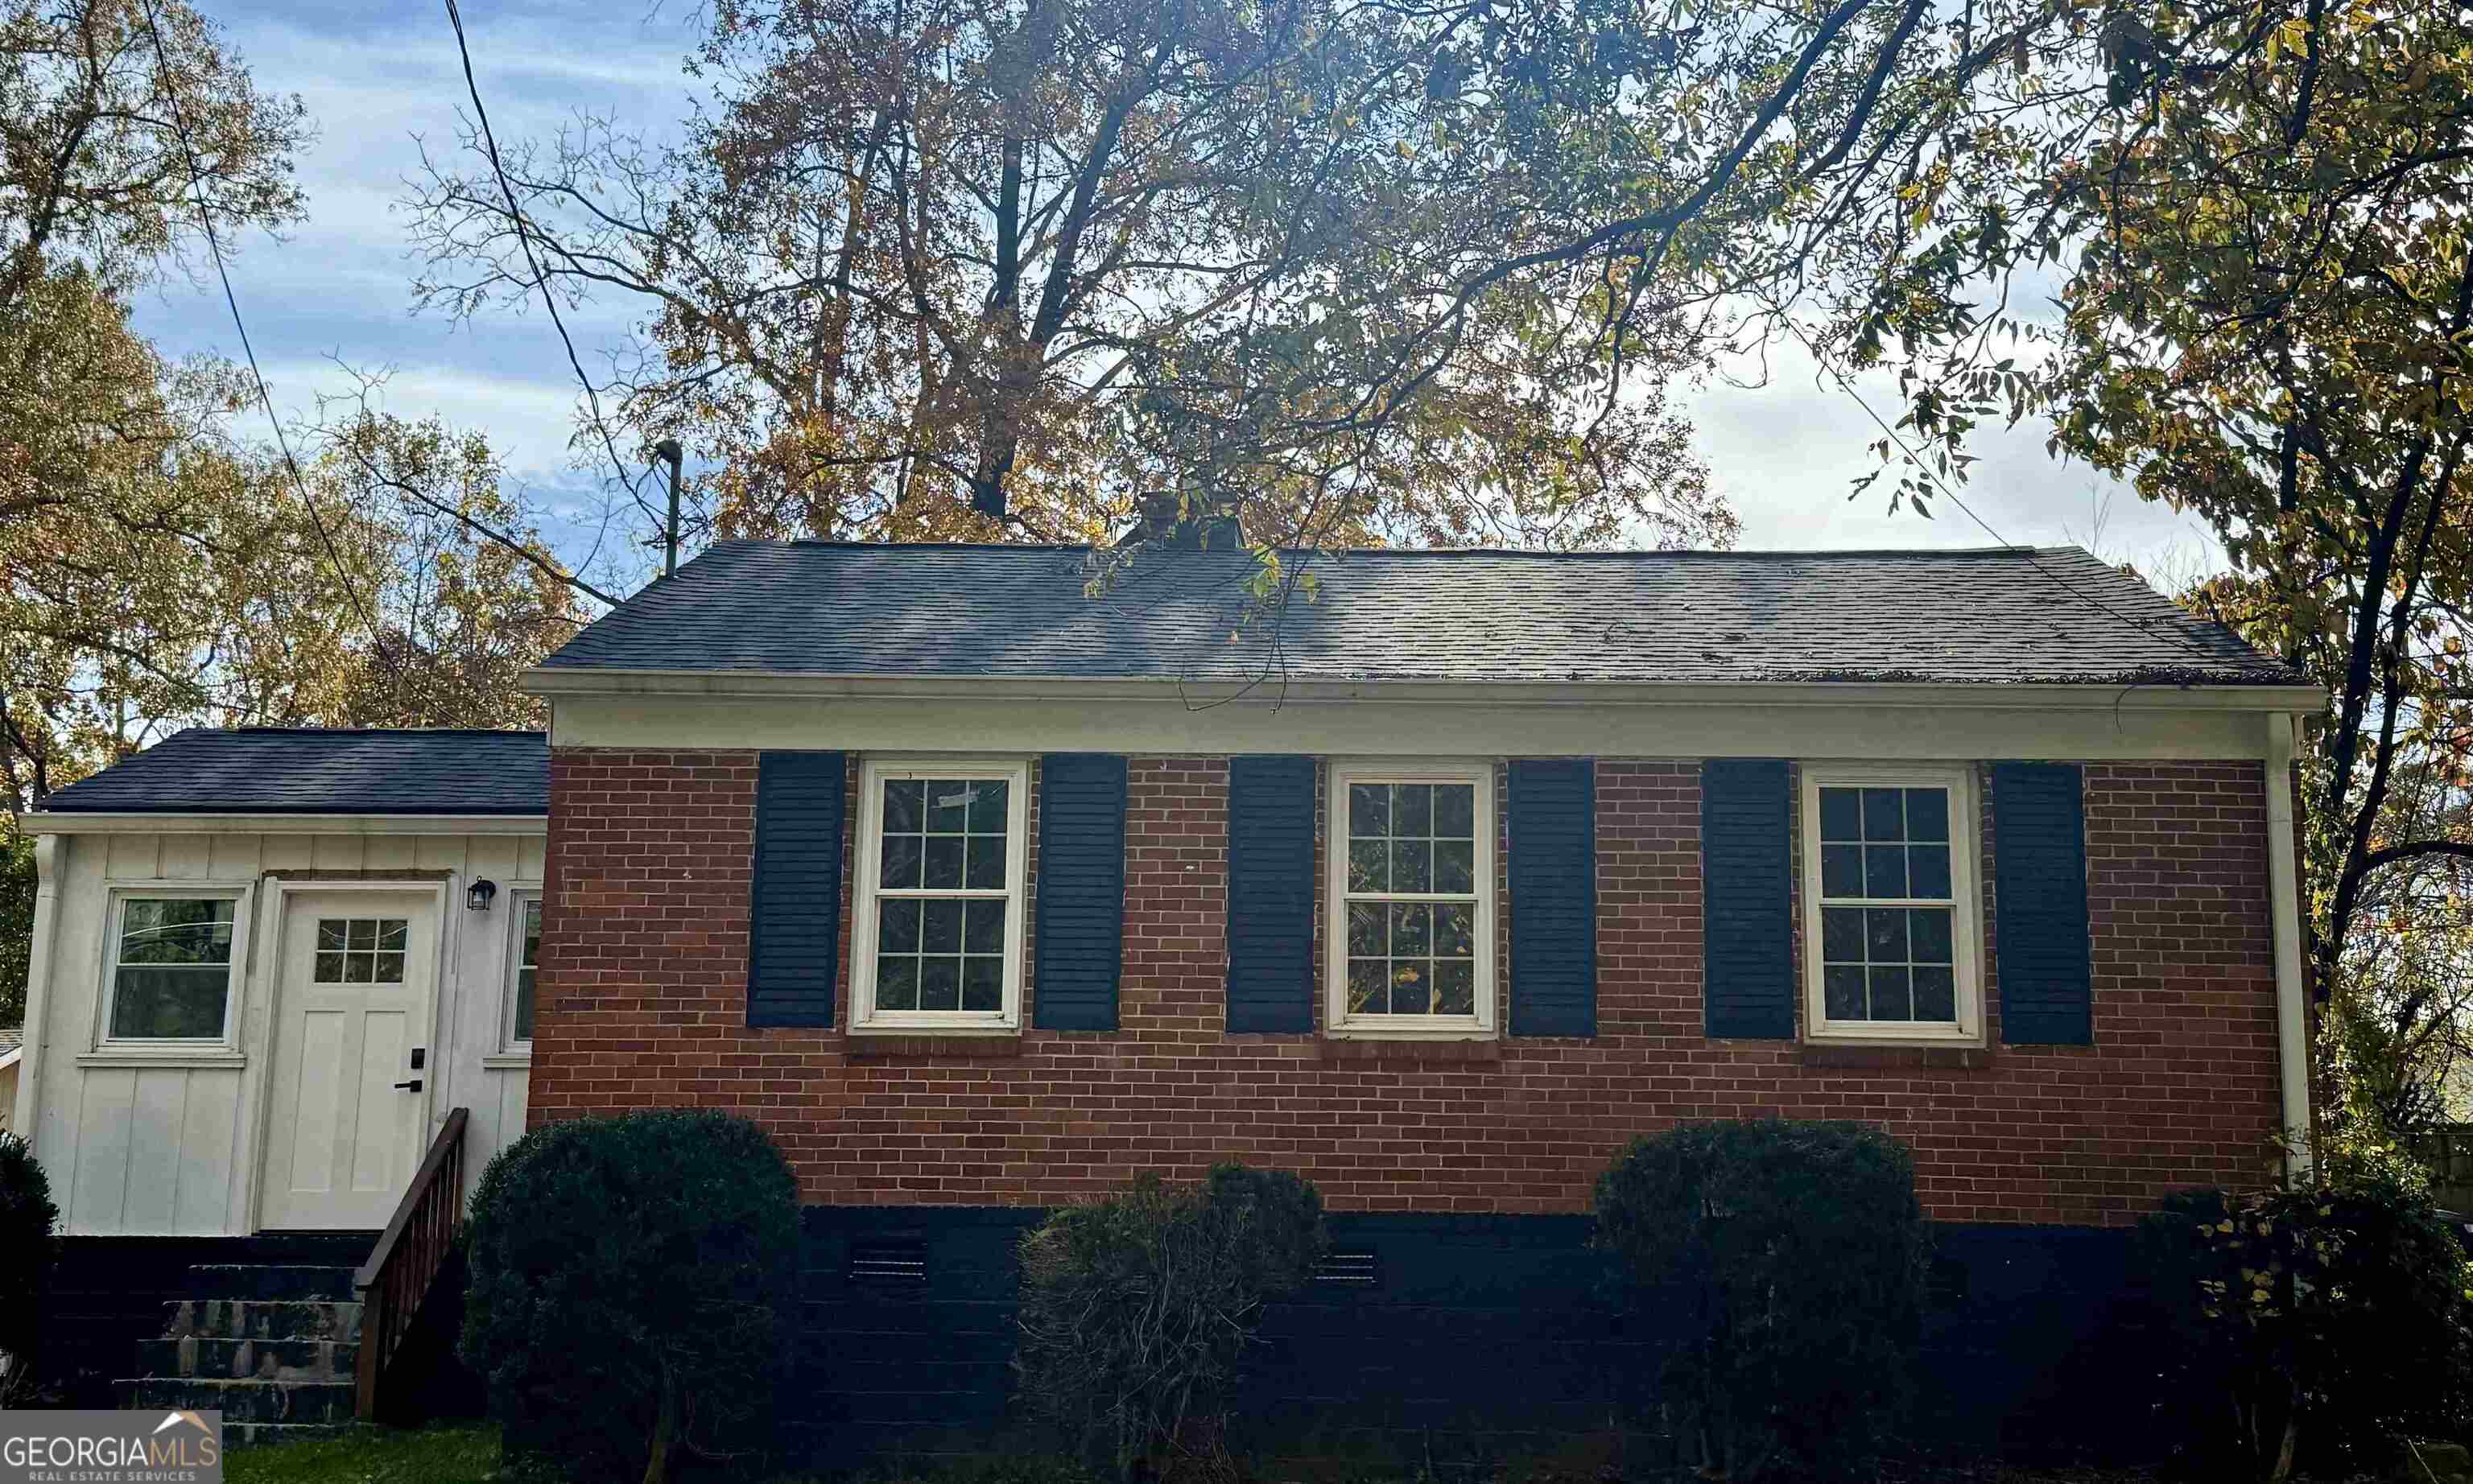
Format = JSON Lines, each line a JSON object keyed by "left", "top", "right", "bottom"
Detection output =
{"left": 716, "top": 538, "right": 2083, "bottom": 561}
{"left": 204, "top": 726, "right": 547, "bottom": 738}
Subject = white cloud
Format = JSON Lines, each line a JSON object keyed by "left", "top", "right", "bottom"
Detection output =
{"left": 1687, "top": 340, "right": 2225, "bottom": 583}
{"left": 250, "top": 357, "right": 591, "bottom": 477}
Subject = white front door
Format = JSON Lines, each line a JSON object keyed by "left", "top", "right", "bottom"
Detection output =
{"left": 259, "top": 889, "right": 439, "bottom": 1230}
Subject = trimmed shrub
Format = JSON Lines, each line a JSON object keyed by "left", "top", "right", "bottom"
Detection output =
{"left": 460, "top": 1109, "right": 799, "bottom": 1484}
{"left": 2136, "top": 1152, "right": 2473, "bottom": 1482}
{"left": 0, "top": 1133, "right": 57, "bottom": 1401}
{"left": 1594, "top": 1119, "right": 1929, "bottom": 1481}
{"left": 1016, "top": 1162, "right": 1326, "bottom": 1482}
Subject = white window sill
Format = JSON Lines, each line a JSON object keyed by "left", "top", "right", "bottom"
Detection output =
{"left": 846, "top": 1022, "right": 1022, "bottom": 1038}
{"left": 77, "top": 1049, "right": 246, "bottom": 1070}
{"left": 482, "top": 1052, "right": 533, "bottom": 1070}
{"left": 1324, "top": 1024, "right": 1496, "bottom": 1042}
{"left": 1806, "top": 1024, "right": 1984, "bottom": 1049}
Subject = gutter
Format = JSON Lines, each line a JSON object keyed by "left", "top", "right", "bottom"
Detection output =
{"left": 2264, "top": 713, "right": 2314, "bottom": 1180}
{"left": 19, "top": 812, "right": 547, "bottom": 836}
{"left": 10, "top": 835, "right": 60, "bottom": 1142}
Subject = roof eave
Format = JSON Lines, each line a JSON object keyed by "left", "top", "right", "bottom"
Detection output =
{"left": 23, "top": 810, "right": 548, "bottom": 836}
{"left": 521, "top": 666, "right": 2323, "bottom": 713}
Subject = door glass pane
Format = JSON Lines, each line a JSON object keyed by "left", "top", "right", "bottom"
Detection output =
{"left": 311, "top": 917, "right": 409, "bottom": 987}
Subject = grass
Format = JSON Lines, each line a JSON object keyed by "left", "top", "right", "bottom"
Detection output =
{"left": 219, "top": 1424, "right": 2200, "bottom": 1484}
{"left": 227, "top": 1424, "right": 503, "bottom": 1484}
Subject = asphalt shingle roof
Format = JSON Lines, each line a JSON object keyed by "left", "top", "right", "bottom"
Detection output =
{"left": 538, "top": 541, "right": 2302, "bottom": 687}
{"left": 37, "top": 728, "right": 547, "bottom": 815}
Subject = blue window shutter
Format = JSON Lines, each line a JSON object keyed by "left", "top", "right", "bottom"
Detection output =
{"left": 748, "top": 750, "right": 844, "bottom": 1028}
{"left": 1992, "top": 762, "right": 2093, "bottom": 1045}
{"left": 1034, "top": 754, "right": 1127, "bottom": 1031}
{"left": 1702, "top": 759, "right": 1794, "bottom": 1039}
{"left": 1509, "top": 760, "right": 1596, "bottom": 1037}
{"left": 1226, "top": 755, "right": 1316, "bottom": 1033}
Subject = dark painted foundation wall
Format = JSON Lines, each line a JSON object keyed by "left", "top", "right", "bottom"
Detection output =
{"left": 793, "top": 1207, "right": 2175, "bottom": 1470}
{"left": 44, "top": 1213, "right": 2170, "bottom": 1467}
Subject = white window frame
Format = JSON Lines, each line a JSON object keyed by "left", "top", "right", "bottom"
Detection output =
{"left": 848, "top": 756, "right": 1031, "bottom": 1034}
{"left": 1798, "top": 762, "right": 1984, "bottom": 1045}
{"left": 1324, "top": 759, "right": 1497, "bottom": 1041}
{"left": 501, "top": 889, "right": 542, "bottom": 1056}
{"left": 95, "top": 882, "right": 255, "bottom": 1054}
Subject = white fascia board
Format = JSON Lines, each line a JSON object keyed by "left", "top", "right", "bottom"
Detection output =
{"left": 522, "top": 665, "right": 2323, "bottom": 715}
{"left": 21, "top": 812, "right": 547, "bottom": 837}
{"left": 550, "top": 690, "right": 2305, "bottom": 761}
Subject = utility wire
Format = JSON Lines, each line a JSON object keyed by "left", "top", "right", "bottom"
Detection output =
{"left": 442, "top": 0, "right": 660, "bottom": 536}
{"left": 1788, "top": 320, "right": 2251, "bottom": 670}
{"left": 133, "top": 0, "right": 390, "bottom": 667}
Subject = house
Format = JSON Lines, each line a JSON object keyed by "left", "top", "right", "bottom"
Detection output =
{"left": 522, "top": 538, "right": 2317, "bottom": 1454}
{"left": 14, "top": 538, "right": 2321, "bottom": 1455}
{"left": 10, "top": 728, "right": 545, "bottom": 1428}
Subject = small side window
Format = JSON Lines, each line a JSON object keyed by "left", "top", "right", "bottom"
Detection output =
{"left": 506, "top": 893, "right": 542, "bottom": 1052}
{"left": 106, "top": 896, "right": 241, "bottom": 1042}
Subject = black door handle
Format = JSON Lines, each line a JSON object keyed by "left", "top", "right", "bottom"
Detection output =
{"left": 394, "top": 1078, "right": 423, "bottom": 1092}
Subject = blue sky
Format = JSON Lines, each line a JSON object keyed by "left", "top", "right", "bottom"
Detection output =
{"left": 131, "top": 0, "right": 2227, "bottom": 579}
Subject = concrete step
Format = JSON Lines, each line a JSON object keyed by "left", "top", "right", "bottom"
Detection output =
{"left": 224, "top": 1422, "right": 365, "bottom": 1449}
{"left": 162, "top": 1298, "right": 361, "bottom": 1343}
{"left": 120, "top": 1376, "right": 357, "bottom": 1425}
{"left": 184, "top": 1264, "right": 360, "bottom": 1303}
{"left": 134, "top": 1337, "right": 356, "bottom": 1383}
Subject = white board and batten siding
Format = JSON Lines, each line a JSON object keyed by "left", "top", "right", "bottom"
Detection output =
{"left": 19, "top": 826, "right": 542, "bottom": 1236}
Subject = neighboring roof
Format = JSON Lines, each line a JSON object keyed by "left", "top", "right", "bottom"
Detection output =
{"left": 0, "top": 1026, "right": 20, "bottom": 1067}
{"left": 37, "top": 728, "right": 547, "bottom": 815}
{"left": 537, "top": 541, "right": 2305, "bottom": 688}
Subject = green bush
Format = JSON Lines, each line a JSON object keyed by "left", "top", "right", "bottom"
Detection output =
{"left": 1593, "top": 1119, "right": 1928, "bottom": 1481}
{"left": 2, "top": 822, "right": 35, "bottom": 1024}
{"left": 2137, "top": 1152, "right": 2473, "bottom": 1482}
{"left": 459, "top": 1109, "right": 799, "bottom": 1484}
{"left": 1016, "top": 1162, "right": 1326, "bottom": 1482}
{"left": 0, "top": 1133, "right": 58, "bottom": 1400}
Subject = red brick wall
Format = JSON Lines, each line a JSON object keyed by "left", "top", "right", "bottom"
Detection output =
{"left": 531, "top": 752, "right": 2285, "bottom": 1226}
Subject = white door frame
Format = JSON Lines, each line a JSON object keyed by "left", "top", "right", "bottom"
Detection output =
{"left": 242, "top": 879, "right": 453, "bottom": 1232}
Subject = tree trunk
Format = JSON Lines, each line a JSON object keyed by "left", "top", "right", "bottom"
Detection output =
{"left": 642, "top": 1364, "right": 679, "bottom": 1484}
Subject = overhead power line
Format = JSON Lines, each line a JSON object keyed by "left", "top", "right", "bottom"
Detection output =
{"left": 441, "top": 0, "right": 661, "bottom": 538}
{"left": 1786, "top": 320, "right": 2245, "bottom": 670}
{"left": 144, "top": 0, "right": 623, "bottom": 623}
{"left": 134, "top": 0, "right": 388, "bottom": 657}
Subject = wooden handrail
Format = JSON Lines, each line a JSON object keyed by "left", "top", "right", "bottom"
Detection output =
{"left": 354, "top": 1107, "right": 470, "bottom": 1424}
